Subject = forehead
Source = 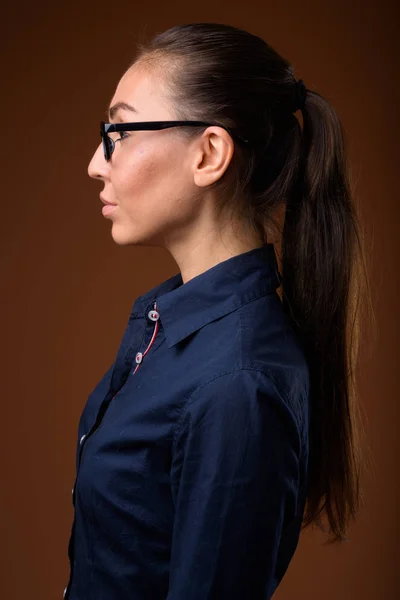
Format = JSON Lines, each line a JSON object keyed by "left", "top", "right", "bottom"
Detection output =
{"left": 108, "top": 65, "right": 171, "bottom": 119}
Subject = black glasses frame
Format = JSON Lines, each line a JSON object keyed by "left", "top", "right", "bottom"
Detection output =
{"left": 100, "top": 120, "right": 249, "bottom": 161}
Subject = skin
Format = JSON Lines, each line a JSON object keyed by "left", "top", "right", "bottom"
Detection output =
{"left": 88, "top": 62, "right": 264, "bottom": 284}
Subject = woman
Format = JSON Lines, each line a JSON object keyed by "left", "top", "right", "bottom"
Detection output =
{"left": 64, "top": 22, "right": 368, "bottom": 600}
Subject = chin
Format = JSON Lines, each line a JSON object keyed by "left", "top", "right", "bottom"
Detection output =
{"left": 109, "top": 224, "right": 159, "bottom": 248}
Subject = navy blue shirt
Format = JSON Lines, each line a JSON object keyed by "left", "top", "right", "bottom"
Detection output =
{"left": 64, "top": 243, "right": 310, "bottom": 600}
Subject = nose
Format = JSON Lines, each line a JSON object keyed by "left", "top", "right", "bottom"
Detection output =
{"left": 88, "top": 142, "right": 108, "bottom": 180}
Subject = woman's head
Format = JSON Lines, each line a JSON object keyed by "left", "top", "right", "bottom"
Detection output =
{"left": 89, "top": 22, "right": 371, "bottom": 543}
{"left": 88, "top": 62, "right": 236, "bottom": 249}
{"left": 88, "top": 23, "right": 304, "bottom": 253}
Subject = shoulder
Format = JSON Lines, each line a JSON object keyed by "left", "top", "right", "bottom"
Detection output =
{"left": 173, "top": 366, "right": 308, "bottom": 457}
{"left": 198, "top": 290, "right": 309, "bottom": 404}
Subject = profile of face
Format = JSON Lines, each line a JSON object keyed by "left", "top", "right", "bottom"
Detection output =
{"left": 87, "top": 63, "right": 235, "bottom": 250}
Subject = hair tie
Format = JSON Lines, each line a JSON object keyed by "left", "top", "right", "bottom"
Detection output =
{"left": 293, "top": 79, "right": 307, "bottom": 112}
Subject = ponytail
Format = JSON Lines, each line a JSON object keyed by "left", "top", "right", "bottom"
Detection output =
{"left": 282, "top": 91, "right": 371, "bottom": 542}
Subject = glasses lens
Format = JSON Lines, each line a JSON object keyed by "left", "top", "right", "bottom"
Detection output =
{"left": 101, "top": 135, "right": 113, "bottom": 161}
{"left": 107, "top": 136, "right": 114, "bottom": 159}
{"left": 102, "top": 136, "right": 107, "bottom": 160}
{"left": 100, "top": 122, "right": 113, "bottom": 161}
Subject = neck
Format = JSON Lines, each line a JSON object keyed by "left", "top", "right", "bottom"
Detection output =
{"left": 167, "top": 221, "right": 266, "bottom": 284}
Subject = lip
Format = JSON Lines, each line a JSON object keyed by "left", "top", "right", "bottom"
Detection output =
{"left": 100, "top": 195, "right": 118, "bottom": 217}
{"left": 100, "top": 195, "right": 117, "bottom": 206}
{"left": 102, "top": 204, "right": 117, "bottom": 217}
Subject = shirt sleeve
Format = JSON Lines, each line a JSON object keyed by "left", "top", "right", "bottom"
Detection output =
{"left": 167, "top": 368, "right": 304, "bottom": 600}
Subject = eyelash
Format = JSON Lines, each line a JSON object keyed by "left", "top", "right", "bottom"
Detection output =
{"left": 117, "top": 131, "right": 130, "bottom": 142}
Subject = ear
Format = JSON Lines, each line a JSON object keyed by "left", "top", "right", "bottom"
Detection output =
{"left": 191, "top": 126, "right": 235, "bottom": 188}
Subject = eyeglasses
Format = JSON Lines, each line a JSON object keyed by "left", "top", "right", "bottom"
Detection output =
{"left": 100, "top": 120, "right": 249, "bottom": 161}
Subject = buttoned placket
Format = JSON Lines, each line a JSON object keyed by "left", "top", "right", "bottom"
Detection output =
{"left": 133, "top": 302, "right": 160, "bottom": 374}
{"left": 63, "top": 302, "right": 160, "bottom": 598}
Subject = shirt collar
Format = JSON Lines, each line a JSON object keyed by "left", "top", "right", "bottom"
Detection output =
{"left": 132, "top": 243, "right": 280, "bottom": 349}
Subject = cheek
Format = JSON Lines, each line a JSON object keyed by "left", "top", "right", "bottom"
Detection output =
{"left": 113, "top": 143, "right": 189, "bottom": 212}
{"left": 114, "top": 146, "right": 157, "bottom": 196}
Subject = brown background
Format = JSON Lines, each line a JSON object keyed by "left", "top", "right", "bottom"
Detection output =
{"left": 1, "top": 1, "right": 398, "bottom": 599}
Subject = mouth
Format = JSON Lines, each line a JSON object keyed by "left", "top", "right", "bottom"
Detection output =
{"left": 100, "top": 195, "right": 117, "bottom": 206}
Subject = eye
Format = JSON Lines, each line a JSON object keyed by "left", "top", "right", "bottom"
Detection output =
{"left": 117, "top": 131, "right": 130, "bottom": 142}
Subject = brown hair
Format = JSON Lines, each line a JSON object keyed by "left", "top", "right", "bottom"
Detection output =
{"left": 130, "top": 22, "right": 372, "bottom": 543}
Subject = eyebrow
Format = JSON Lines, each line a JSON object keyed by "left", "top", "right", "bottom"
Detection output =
{"left": 107, "top": 101, "right": 138, "bottom": 120}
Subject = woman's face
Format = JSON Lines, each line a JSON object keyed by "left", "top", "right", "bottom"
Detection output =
{"left": 87, "top": 64, "right": 202, "bottom": 248}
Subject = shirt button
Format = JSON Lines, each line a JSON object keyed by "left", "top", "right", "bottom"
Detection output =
{"left": 135, "top": 352, "right": 143, "bottom": 364}
{"left": 79, "top": 434, "right": 86, "bottom": 445}
{"left": 148, "top": 309, "right": 160, "bottom": 321}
